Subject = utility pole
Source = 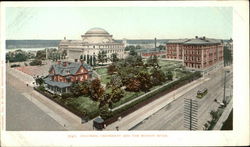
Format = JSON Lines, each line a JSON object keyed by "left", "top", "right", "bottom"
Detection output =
{"left": 184, "top": 98, "right": 198, "bottom": 130}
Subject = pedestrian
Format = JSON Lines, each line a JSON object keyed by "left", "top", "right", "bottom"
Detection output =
{"left": 26, "top": 83, "right": 28, "bottom": 87}
{"left": 116, "top": 126, "right": 119, "bottom": 131}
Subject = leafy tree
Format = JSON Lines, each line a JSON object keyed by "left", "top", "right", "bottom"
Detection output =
{"left": 107, "top": 75, "right": 123, "bottom": 89}
{"left": 99, "top": 104, "right": 112, "bottom": 120}
{"left": 35, "top": 77, "right": 44, "bottom": 86}
{"left": 150, "top": 68, "right": 166, "bottom": 86}
{"left": 223, "top": 46, "right": 232, "bottom": 66}
{"left": 29, "top": 59, "right": 42, "bottom": 66}
{"left": 125, "top": 45, "right": 136, "bottom": 51}
{"left": 70, "top": 82, "right": 82, "bottom": 97}
{"left": 166, "top": 71, "right": 173, "bottom": 81}
{"left": 137, "top": 71, "right": 152, "bottom": 92}
{"left": 107, "top": 64, "right": 117, "bottom": 75}
{"left": 89, "top": 78, "right": 104, "bottom": 101}
{"left": 98, "top": 51, "right": 107, "bottom": 65}
{"left": 36, "top": 50, "right": 46, "bottom": 60}
{"left": 158, "top": 45, "right": 166, "bottom": 50}
{"left": 110, "top": 53, "right": 119, "bottom": 62}
{"left": 110, "top": 88, "right": 124, "bottom": 103}
{"left": 135, "top": 45, "right": 141, "bottom": 50}
{"left": 129, "top": 49, "right": 138, "bottom": 56}
{"left": 125, "top": 77, "right": 141, "bottom": 92}
{"left": 146, "top": 55, "right": 160, "bottom": 68}
{"left": 79, "top": 80, "right": 91, "bottom": 96}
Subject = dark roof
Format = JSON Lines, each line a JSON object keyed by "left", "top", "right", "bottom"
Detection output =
{"left": 167, "top": 39, "right": 189, "bottom": 44}
{"left": 183, "top": 38, "right": 222, "bottom": 45}
{"left": 43, "top": 76, "right": 72, "bottom": 88}
{"left": 49, "top": 62, "right": 92, "bottom": 76}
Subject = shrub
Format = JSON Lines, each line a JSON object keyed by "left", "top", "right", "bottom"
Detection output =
{"left": 30, "top": 59, "right": 42, "bottom": 66}
{"left": 61, "top": 92, "right": 73, "bottom": 99}
{"left": 37, "top": 85, "right": 45, "bottom": 91}
{"left": 10, "top": 64, "right": 20, "bottom": 68}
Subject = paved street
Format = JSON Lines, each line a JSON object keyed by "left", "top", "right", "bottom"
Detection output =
{"left": 6, "top": 83, "right": 65, "bottom": 131}
{"left": 6, "top": 67, "right": 93, "bottom": 131}
{"left": 131, "top": 67, "right": 233, "bottom": 130}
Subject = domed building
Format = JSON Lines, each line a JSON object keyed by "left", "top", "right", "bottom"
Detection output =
{"left": 58, "top": 28, "right": 125, "bottom": 64}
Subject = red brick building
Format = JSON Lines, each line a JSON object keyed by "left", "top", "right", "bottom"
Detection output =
{"left": 166, "top": 37, "right": 224, "bottom": 72}
{"left": 44, "top": 61, "right": 92, "bottom": 94}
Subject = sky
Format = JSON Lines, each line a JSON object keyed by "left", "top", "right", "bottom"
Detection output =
{"left": 6, "top": 7, "right": 232, "bottom": 40}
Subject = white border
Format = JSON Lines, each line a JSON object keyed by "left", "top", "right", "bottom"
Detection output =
{"left": 1, "top": 1, "right": 249, "bottom": 146}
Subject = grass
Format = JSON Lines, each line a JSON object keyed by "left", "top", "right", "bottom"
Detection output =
{"left": 95, "top": 68, "right": 108, "bottom": 75}
{"left": 100, "top": 74, "right": 111, "bottom": 84}
{"left": 65, "top": 96, "right": 99, "bottom": 118}
{"left": 112, "top": 91, "right": 144, "bottom": 108}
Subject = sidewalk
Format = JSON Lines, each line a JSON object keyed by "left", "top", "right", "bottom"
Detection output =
{"left": 105, "top": 77, "right": 210, "bottom": 130}
{"left": 213, "top": 99, "right": 233, "bottom": 130}
{"left": 7, "top": 69, "right": 94, "bottom": 130}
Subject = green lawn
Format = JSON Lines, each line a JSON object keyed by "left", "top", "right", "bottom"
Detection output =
{"left": 100, "top": 74, "right": 111, "bottom": 84}
{"left": 65, "top": 96, "right": 99, "bottom": 118}
{"left": 95, "top": 68, "right": 108, "bottom": 75}
{"left": 112, "top": 91, "right": 144, "bottom": 108}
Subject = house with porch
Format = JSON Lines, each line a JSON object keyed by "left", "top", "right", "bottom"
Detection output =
{"left": 43, "top": 61, "right": 92, "bottom": 94}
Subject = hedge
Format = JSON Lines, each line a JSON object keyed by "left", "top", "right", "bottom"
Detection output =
{"left": 104, "top": 71, "right": 202, "bottom": 125}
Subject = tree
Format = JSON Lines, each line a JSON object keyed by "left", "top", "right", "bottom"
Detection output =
{"left": 125, "top": 45, "right": 136, "bottom": 51}
{"left": 99, "top": 104, "right": 112, "bottom": 120}
{"left": 107, "top": 64, "right": 117, "bottom": 75}
{"left": 125, "top": 77, "right": 141, "bottom": 92}
{"left": 70, "top": 82, "right": 82, "bottom": 97}
{"left": 98, "top": 51, "right": 107, "bottom": 65}
{"left": 137, "top": 71, "right": 152, "bottom": 92}
{"left": 158, "top": 45, "right": 166, "bottom": 50}
{"left": 166, "top": 71, "right": 173, "bottom": 81}
{"left": 223, "top": 46, "right": 232, "bottom": 66}
{"left": 150, "top": 68, "right": 166, "bottom": 86}
{"left": 135, "top": 45, "right": 141, "bottom": 50}
{"left": 146, "top": 55, "right": 159, "bottom": 68}
{"left": 36, "top": 50, "right": 46, "bottom": 60}
{"left": 110, "top": 53, "right": 119, "bottom": 62}
{"left": 107, "top": 75, "right": 123, "bottom": 89}
{"left": 79, "top": 81, "right": 90, "bottom": 96}
{"left": 110, "top": 88, "right": 124, "bottom": 103}
{"left": 89, "top": 78, "right": 104, "bottom": 101}
{"left": 35, "top": 77, "right": 44, "bottom": 86}
{"left": 129, "top": 49, "right": 137, "bottom": 56}
{"left": 29, "top": 59, "right": 42, "bottom": 66}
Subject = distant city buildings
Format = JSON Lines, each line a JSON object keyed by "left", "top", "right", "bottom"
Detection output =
{"left": 58, "top": 28, "right": 125, "bottom": 62}
{"left": 166, "top": 36, "right": 224, "bottom": 73}
{"left": 43, "top": 61, "right": 92, "bottom": 94}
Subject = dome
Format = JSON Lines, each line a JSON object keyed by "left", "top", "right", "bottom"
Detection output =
{"left": 85, "top": 28, "right": 109, "bottom": 35}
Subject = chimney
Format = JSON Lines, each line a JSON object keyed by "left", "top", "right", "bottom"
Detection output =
{"left": 195, "top": 36, "right": 198, "bottom": 39}
{"left": 57, "top": 61, "right": 61, "bottom": 65}
{"left": 63, "top": 62, "right": 67, "bottom": 67}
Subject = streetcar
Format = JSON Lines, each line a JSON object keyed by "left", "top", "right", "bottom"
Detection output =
{"left": 196, "top": 88, "right": 208, "bottom": 98}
